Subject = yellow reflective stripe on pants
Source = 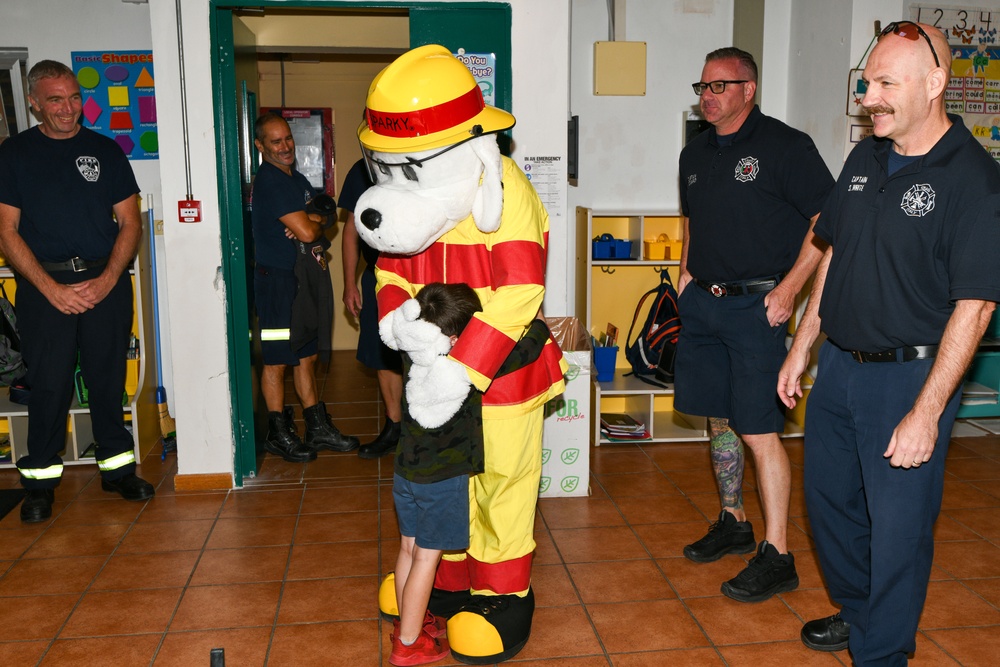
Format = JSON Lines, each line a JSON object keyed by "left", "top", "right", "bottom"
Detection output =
{"left": 98, "top": 450, "right": 136, "bottom": 472}
{"left": 20, "top": 464, "right": 64, "bottom": 480}
{"left": 261, "top": 328, "right": 290, "bottom": 341}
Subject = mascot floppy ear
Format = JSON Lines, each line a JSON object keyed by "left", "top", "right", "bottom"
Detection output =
{"left": 470, "top": 135, "right": 504, "bottom": 234}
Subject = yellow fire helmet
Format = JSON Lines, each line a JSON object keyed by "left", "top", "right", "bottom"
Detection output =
{"left": 358, "top": 44, "right": 515, "bottom": 153}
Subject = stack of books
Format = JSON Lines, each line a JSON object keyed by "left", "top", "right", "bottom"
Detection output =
{"left": 600, "top": 412, "right": 650, "bottom": 441}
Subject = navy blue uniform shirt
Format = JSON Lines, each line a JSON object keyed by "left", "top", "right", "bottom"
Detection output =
{"left": 251, "top": 160, "right": 315, "bottom": 271}
{"left": 679, "top": 105, "right": 834, "bottom": 281}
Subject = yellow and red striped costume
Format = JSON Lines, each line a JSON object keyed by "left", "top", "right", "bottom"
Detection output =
{"left": 376, "top": 156, "right": 566, "bottom": 596}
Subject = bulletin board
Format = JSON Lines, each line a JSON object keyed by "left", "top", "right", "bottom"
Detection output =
{"left": 911, "top": 5, "right": 1000, "bottom": 160}
{"left": 71, "top": 50, "right": 158, "bottom": 160}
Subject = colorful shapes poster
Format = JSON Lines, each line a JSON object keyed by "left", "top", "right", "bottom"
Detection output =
{"left": 71, "top": 50, "right": 157, "bottom": 160}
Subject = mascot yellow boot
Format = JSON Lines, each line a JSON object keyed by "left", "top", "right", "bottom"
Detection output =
{"left": 355, "top": 44, "right": 567, "bottom": 664}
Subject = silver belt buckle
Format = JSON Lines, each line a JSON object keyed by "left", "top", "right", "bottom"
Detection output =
{"left": 70, "top": 257, "right": 86, "bottom": 272}
{"left": 709, "top": 283, "right": 727, "bottom": 297}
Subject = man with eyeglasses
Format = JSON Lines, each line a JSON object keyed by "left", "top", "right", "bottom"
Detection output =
{"left": 250, "top": 112, "right": 359, "bottom": 462}
{"left": 675, "top": 47, "right": 834, "bottom": 603}
{"left": 779, "top": 22, "right": 1000, "bottom": 662}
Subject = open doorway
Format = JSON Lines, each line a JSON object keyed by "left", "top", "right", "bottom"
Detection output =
{"left": 208, "top": 1, "right": 513, "bottom": 485}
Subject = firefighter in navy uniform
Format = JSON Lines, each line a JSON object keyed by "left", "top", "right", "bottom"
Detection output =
{"left": 0, "top": 60, "right": 154, "bottom": 523}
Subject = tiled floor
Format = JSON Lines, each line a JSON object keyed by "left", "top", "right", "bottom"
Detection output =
{"left": 1, "top": 350, "right": 999, "bottom": 666}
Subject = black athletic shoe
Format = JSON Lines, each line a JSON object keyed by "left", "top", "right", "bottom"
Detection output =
{"left": 721, "top": 540, "right": 799, "bottom": 602}
{"left": 683, "top": 510, "right": 756, "bottom": 563}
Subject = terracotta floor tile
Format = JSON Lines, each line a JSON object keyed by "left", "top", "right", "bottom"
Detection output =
{"left": 934, "top": 539, "right": 1000, "bottom": 578}
{"left": 23, "top": 523, "right": 129, "bottom": 559}
{"left": 40, "top": 634, "right": 161, "bottom": 666}
{"left": 0, "top": 641, "right": 48, "bottom": 666}
{"left": 301, "top": 484, "right": 382, "bottom": 513}
{"left": 657, "top": 555, "right": 746, "bottom": 599}
{"left": 533, "top": 530, "right": 563, "bottom": 566}
{"left": 54, "top": 498, "right": 145, "bottom": 525}
{"left": 663, "top": 468, "right": 724, "bottom": 496}
{"left": 611, "top": 648, "right": 726, "bottom": 665}
{"left": 923, "top": 626, "right": 1000, "bottom": 666}
{"left": 0, "top": 556, "right": 105, "bottom": 596}
{"left": 539, "top": 496, "right": 625, "bottom": 529}
{"left": 205, "top": 516, "right": 297, "bottom": 549}
{"left": 90, "top": 551, "right": 200, "bottom": 590}
{"left": 61, "top": 588, "right": 183, "bottom": 637}
{"left": 277, "top": 576, "right": 379, "bottom": 624}
{"left": 269, "top": 620, "right": 382, "bottom": 667}
{"left": 778, "top": 587, "right": 842, "bottom": 625}
{"left": 286, "top": 541, "right": 379, "bottom": 580}
{"left": 588, "top": 598, "right": 709, "bottom": 653}
{"left": 219, "top": 488, "right": 304, "bottom": 517}
{"left": 919, "top": 580, "right": 1000, "bottom": 629}
{"left": 613, "top": 493, "right": 704, "bottom": 525}
{"left": 294, "top": 510, "right": 379, "bottom": 543}
{"left": 717, "top": 641, "right": 844, "bottom": 666}
{"left": 589, "top": 449, "right": 658, "bottom": 475}
{"left": 593, "top": 472, "right": 682, "bottom": 499}
{"left": 685, "top": 595, "right": 804, "bottom": 645}
{"left": 568, "top": 559, "right": 675, "bottom": 603}
{"left": 252, "top": 457, "right": 308, "bottom": 484}
{"left": 0, "top": 527, "right": 45, "bottom": 559}
{"left": 0, "top": 593, "right": 79, "bottom": 640}
{"left": 170, "top": 582, "right": 281, "bottom": 631}
{"left": 189, "top": 545, "right": 290, "bottom": 585}
{"left": 549, "top": 526, "right": 649, "bottom": 563}
{"left": 791, "top": 548, "right": 829, "bottom": 590}
{"left": 515, "top": 657, "right": 617, "bottom": 667}
{"left": 117, "top": 518, "right": 213, "bottom": 553}
{"left": 512, "top": 605, "right": 604, "bottom": 661}
{"left": 941, "top": 480, "right": 1000, "bottom": 510}
{"left": 533, "top": 562, "right": 580, "bottom": 607}
{"left": 934, "top": 513, "right": 983, "bottom": 541}
{"left": 644, "top": 443, "right": 711, "bottom": 471}
{"left": 944, "top": 507, "right": 1000, "bottom": 540}
{"left": 153, "top": 627, "right": 271, "bottom": 667}
{"left": 963, "top": 577, "right": 1000, "bottom": 606}
{"left": 633, "top": 521, "right": 707, "bottom": 559}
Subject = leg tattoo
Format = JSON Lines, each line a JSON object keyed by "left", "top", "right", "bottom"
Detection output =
{"left": 709, "top": 417, "right": 744, "bottom": 511}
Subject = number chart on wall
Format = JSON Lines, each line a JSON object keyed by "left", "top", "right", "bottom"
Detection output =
{"left": 912, "top": 5, "right": 1000, "bottom": 160}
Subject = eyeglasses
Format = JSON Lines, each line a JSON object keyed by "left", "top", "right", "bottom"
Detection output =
{"left": 879, "top": 21, "right": 940, "bottom": 68}
{"left": 691, "top": 80, "right": 748, "bottom": 96}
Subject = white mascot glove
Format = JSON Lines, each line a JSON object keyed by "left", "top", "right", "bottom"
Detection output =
{"left": 407, "top": 355, "right": 472, "bottom": 429}
{"left": 379, "top": 299, "right": 451, "bottom": 367}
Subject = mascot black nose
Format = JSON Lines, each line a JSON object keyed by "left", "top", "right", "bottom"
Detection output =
{"left": 359, "top": 208, "right": 382, "bottom": 231}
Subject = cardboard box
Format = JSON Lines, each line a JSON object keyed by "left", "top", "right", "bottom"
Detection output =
{"left": 541, "top": 317, "right": 591, "bottom": 497}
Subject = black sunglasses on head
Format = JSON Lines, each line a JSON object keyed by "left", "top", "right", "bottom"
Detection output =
{"left": 879, "top": 21, "right": 940, "bottom": 68}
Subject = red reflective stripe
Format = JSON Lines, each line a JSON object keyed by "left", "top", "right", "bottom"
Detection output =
{"left": 365, "top": 87, "right": 485, "bottom": 138}
{"left": 492, "top": 239, "right": 546, "bottom": 287}
{"left": 468, "top": 553, "right": 533, "bottom": 594}
{"left": 434, "top": 558, "right": 471, "bottom": 591}
{"left": 483, "top": 341, "right": 565, "bottom": 406}
{"left": 376, "top": 282, "right": 410, "bottom": 321}
{"left": 452, "top": 318, "right": 516, "bottom": 378}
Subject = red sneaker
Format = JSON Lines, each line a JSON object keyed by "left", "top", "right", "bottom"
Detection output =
{"left": 389, "top": 628, "right": 450, "bottom": 666}
{"left": 392, "top": 612, "right": 447, "bottom": 639}
{"left": 422, "top": 610, "right": 447, "bottom": 638}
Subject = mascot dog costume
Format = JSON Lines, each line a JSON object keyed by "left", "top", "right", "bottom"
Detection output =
{"left": 354, "top": 45, "right": 566, "bottom": 664}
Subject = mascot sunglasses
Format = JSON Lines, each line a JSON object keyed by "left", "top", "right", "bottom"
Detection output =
{"left": 359, "top": 125, "right": 486, "bottom": 184}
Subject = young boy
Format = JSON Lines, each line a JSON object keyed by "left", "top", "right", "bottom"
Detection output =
{"left": 390, "top": 282, "right": 484, "bottom": 667}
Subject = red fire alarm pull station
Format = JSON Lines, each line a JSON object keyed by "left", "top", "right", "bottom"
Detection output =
{"left": 178, "top": 200, "right": 202, "bottom": 223}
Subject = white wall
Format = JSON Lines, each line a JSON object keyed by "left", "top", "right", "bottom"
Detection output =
{"left": 567, "top": 0, "right": 733, "bottom": 213}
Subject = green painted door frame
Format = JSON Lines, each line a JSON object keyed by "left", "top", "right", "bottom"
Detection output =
{"left": 209, "top": 0, "right": 512, "bottom": 485}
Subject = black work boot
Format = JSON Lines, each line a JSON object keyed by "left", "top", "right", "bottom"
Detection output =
{"left": 263, "top": 411, "right": 317, "bottom": 462}
{"left": 282, "top": 405, "right": 297, "bottom": 435}
{"left": 358, "top": 418, "right": 400, "bottom": 459}
{"left": 303, "top": 402, "right": 360, "bottom": 452}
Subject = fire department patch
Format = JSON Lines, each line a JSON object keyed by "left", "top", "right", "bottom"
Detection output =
{"left": 76, "top": 156, "right": 100, "bottom": 183}
{"left": 735, "top": 156, "right": 759, "bottom": 182}
{"left": 311, "top": 244, "right": 328, "bottom": 271}
{"left": 900, "top": 183, "right": 936, "bottom": 217}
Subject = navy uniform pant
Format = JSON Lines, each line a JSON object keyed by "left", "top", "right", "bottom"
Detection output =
{"left": 15, "top": 270, "right": 134, "bottom": 489}
{"left": 805, "top": 342, "right": 959, "bottom": 666}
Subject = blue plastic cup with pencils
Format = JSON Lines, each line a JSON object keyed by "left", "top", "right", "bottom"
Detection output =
{"left": 593, "top": 345, "right": 619, "bottom": 383}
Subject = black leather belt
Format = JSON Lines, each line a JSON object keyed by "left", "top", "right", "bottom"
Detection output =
{"left": 848, "top": 345, "right": 939, "bottom": 363}
{"left": 40, "top": 257, "right": 107, "bottom": 273}
{"left": 695, "top": 274, "right": 783, "bottom": 297}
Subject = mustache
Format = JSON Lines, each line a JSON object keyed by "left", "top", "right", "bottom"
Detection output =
{"left": 864, "top": 105, "right": 894, "bottom": 116}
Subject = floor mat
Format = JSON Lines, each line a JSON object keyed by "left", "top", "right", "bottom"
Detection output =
{"left": 0, "top": 488, "right": 25, "bottom": 520}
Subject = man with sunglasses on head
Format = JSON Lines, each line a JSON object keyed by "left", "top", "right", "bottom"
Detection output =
{"left": 779, "top": 22, "right": 1000, "bottom": 663}
{"left": 250, "top": 112, "right": 359, "bottom": 462}
{"left": 676, "top": 47, "right": 834, "bottom": 603}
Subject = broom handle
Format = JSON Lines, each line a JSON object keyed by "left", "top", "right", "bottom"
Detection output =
{"left": 146, "top": 196, "right": 165, "bottom": 394}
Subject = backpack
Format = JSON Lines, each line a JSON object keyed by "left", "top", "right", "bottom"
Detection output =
{"left": 624, "top": 269, "right": 681, "bottom": 385}
{"left": 0, "top": 284, "right": 25, "bottom": 386}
